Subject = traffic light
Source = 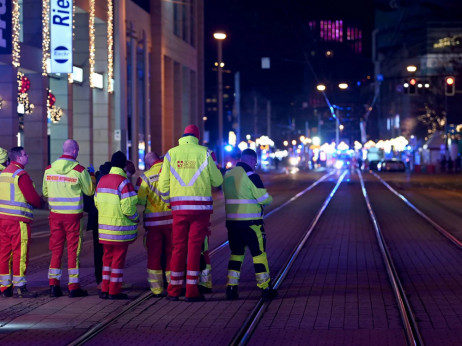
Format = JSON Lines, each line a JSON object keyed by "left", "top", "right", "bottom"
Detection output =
{"left": 409, "top": 78, "right": 417, "bottom": 95}
{"left": 445, "top": 76, "right": 455, "bottom": 96}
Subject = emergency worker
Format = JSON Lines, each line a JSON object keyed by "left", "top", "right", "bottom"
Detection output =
{"left": 136, "top": 152, "right": 172, "bottom": 297}
{"left": 95, "top": 151, "right": 138, "bottom": 300}
{"left": 223, "top": 148, "right": 277, "bottom": 301}
{"left": 0, "top": 147, "right": 8, "bottom": 171}
{"left": 0, "top": 147, "right": 41, "bottom": 298}
{"left": 43, "top": 139, "right": 94, "bottom": 298}
{"left": 198, "top": 233, "right": 212, "bottom": 293}
{"left": 158, "top": 124, "right": 223, "bottom": 302}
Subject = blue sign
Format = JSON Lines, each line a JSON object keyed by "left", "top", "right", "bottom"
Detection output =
{"left": 0, "top": 0, "right": 12, "bottom": 54}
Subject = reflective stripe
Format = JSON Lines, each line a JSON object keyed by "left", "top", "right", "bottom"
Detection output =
{"left": 99, "top": 224, "right": 138, "bottom": 231}
{"left": 48, "top": 268, "right": 62, "bottom": 280}
{"left": 256, "top": 272, "right": 270, "bottom": 284}
{"left": 187, "top": 270, "right": 200, "bottom": 276}
{"left": 0, "top": 207, "right": 33, "bottom": 218}
{"left": 227, "top": 278, "right": 239, "bottom": 285}
{"left": 121, "top": 191, "right": 137, "bottom": 199}
{"left": 97, "top": 188, "right": 120, "bottom": 195}
{"left": 99, "top": 233, "right": 137, "bottom": 241}
{"left": 68, "top": 268, "right": 79, "bottom": 275}
{"left": 171, "top": 271, "right": 184, "bottom": 277}
{"left": 0, "top": 200, "right": 33, "bottom": 208}
{"left": 171, "top": 205, "right": 213, "bottom": 211}
{"left": 186, "top": 279, "right": 198, "bottom": 285}
{"left": 119, "top": 179, "right": 129, "bottom": 192}
{"left": 69, "top": 277, "right": 79, "bottom": 283}
{"left": 187, "top": 150, "right": 211, "bottom": 187}
{"left": 0, "top": 274, "right": 11, "bottom": 286}
{"left": 170, "top": 196, "right": 213, "bottom": 202}
{"left": 246, "top": 171, "right": 255, "bottom": 176}
{"left": 226, "top": 199, "right": 258, "bottom": 205}
{"left": 170, "top": 279, "right": 183, "bottom": 285}
{"left": 110, "top": 277, "right": 123, "bottom": 283}
{"left": 127, "top": 212, "right": 138, "bottom": 221}
{"left": 145, "top": 219, "right": 173, "bottom": 227}
{"left": 12, "top": 168, "right": 24, "bottom": 178}
{"left": 112, "top": 268, "right": 124, "bottom": 274}
{"left": 226, "top": 213, "right": 262, "bottom": 219}
{"left": 48, "top": 204, "right": 82, "bottom": 210}
{"left": 49, "top": 268, "right": 61, "bottom": 274}
{"left": 228, "top": 270, "right": 240, "bottom": 279}
{"left": 103, "top": 275, "right": 111, "bottom": 280}
{"left": 145, "top": 211, "right": 172, "bottom": 218}
{"left": 48, "top": 197, "right": 82, "bottom": 202}
{"left": 103, "top": 266, "right": 111, "bottom": 271}
{"left": 256, "top": 193, "right": 270, "bottom": 203}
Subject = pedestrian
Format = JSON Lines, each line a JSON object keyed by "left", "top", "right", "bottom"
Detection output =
{"left": 0, "top": 147, "right": 42, "bottom": 298}
{"left": 43, "top": 139, "right": 95, "bottom": 298}
{"left": 124, "top": 160, "right": 136, "bottom": 180}
{"left": 223, "top": 148, "right": 277, "bottom": 301}
{"left": 158, "top": 124, "right": 223, "bottom": 302}
{"left": 0, "top": 147, "right": 8, "bottom": 171}
{"left": 83, "top": 161, "right": 111, "bottom": 289}
{"left": 95, "top": 151, "right": 139, "bottom": 300}
{"left": 136, "top": 152, "right": 172, "bottom": 297}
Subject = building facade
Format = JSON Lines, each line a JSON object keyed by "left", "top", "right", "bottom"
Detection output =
{"left": 0, "top": 0, "right": 204, "bottom": 187}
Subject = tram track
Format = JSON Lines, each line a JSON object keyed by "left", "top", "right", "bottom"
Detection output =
{"left": 68, "top": 171, "right": 336, "bottom": 346}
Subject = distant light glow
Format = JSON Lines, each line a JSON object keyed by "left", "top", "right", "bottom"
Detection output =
{"left": 316, "top": 84, "right": 326, "bottom": 91}
{"left": 224, "top": 144, "right": 233, "bottom": 152}
{"left": 406, "top": 65, "right": 417, "bottom": 72}
{"left": 312, "top": 137, "right": 321, "bottom": 146}
{"left": 213, "top": 32, "right": 226, "bottom": 40}
{"left": 338, "top": 83, "right": 348, "bottom": 89}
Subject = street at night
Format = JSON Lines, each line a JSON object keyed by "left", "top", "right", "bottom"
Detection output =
{"left": 1, "top": 169, "right": 462, "bottom": 345}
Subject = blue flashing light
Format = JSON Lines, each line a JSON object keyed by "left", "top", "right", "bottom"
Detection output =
{"left": 377, "top": 74, "right": 384, "bottom": 82}
{"left": 224, "top": 144, "right": 233, "bottom": 152}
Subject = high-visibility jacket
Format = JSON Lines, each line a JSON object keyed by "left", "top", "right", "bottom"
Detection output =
{"left": 137, "top": 160, "right": 172, "bottom": 228}
{"left": 0, "top": 165, "right": 34, "bottom": 223}
{"left": 0, "top": 163, "right": 6, "bottom": 171}
{"left": 42, "top": 155, "right": 94, "bottom": 215}
{"left": 95, "top": 167, "right": 139, "bottom": 244}
{"left": 223, "top": 163, "right": 272, "bottom": 221}
{"left": 158, "top": 136, "right": 223, "bottom": 215}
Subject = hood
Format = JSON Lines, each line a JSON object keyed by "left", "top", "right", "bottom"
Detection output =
{"left": 51, "top": 156, "right": 78, "bottom": 175}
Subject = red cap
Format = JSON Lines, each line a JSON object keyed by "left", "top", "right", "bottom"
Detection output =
{"left": 183, "top": 124, "right": 200, "bottom": 140}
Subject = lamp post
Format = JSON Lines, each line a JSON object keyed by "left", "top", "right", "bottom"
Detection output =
{"left": 214, "top": 32, "right": 226, "bottom": 168}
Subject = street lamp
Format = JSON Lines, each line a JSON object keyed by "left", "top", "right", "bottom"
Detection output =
{"left": 214, "top": 32, "right": 226, "bottom": 168}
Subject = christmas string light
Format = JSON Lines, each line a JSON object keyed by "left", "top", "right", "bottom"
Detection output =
{"left": 42, "top": 0, "right": 50, "bottom": 76}
{"left": 47, "top": 89, "right": 64, "bottom": 123}
{"left": 107, "top": 0, "right": 114, "bottom": 92}
{"left": 12, "top": 0, "right": 21, "bottom": 67}
{"left": 17, "top": 71, "right": 35, "bottom": 115}
{"left": 89, "top": 0, "right": 96, "bottom": 88}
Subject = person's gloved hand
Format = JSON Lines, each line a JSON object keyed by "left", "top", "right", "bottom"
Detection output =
{"left": 87, "top": 164, "right": 95, "bottom": 174}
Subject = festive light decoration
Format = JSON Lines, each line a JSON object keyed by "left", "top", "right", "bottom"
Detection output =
{"left": 68, "top": 0, "right": 76, "bottom": 83}
{"left": 107, "top": 0, "right": 114, "bottom": 92}
{"left": 89, "top": 0, "right": 96, "bottom": 88}
{"left": 17, "top": 72, "right": 35, "bottom": 114}
{"left": 47, "top": 89, "right": 63, "bottom": 123}
{"left": 12, "top": 0, "right": 21, "bottom": 67}
{"left": 42, "top": 0, "right": 50, "bottom": 76}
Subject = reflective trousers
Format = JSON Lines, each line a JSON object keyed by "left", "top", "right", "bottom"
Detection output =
{"left": 48, "top": 215, "right": 83, "bottom": 290}
{"left": 226, "top": 220, "right": 270, "bottom": 289}
{"left": 101, "top": 243, "right": 129, "bottom": 295}
{"left": 167, "top": 213, "right": 210, "bottom": 298}
{"left": 0, "top": 219, "right": 30, "bottom": 291}
{"left": 146, "top": 226, "right": 172, "bottom": 294}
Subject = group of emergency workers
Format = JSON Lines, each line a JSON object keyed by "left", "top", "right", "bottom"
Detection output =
{"left": 0, "top": 124, "right": 277, "bottom": 302}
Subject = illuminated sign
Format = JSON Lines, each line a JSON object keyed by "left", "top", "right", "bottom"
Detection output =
{"left": 50, "top": 0, "right": 73, "bottom": 73}
{"left": 0, "top": 0, "right": 12, "bottom": 54}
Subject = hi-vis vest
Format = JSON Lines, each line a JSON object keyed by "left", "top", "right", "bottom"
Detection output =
{"left": 137, "top": 161, "right": 172, "bottom": 228}
{"left": 158, "top": 136, "right": 223, "bottom": 214}
{"left": 95, "top": 167, "right": 139, "bottom": 244}
{"left": 0, "top": 165, "right": 34, "bottom": 223}
{"left": 223, "top": 166, "right": 272, "bottom": 221}
{"left": 43, "top": 157, "right": 94, "bottom": 215}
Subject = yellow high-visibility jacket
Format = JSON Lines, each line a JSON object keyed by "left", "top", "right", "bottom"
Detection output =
{"left": 158, "top": 136, "right": 223, "bottom": 215}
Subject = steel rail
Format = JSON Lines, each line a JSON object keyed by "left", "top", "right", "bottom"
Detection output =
{"left": 359, "top": 170, "right": 422, "bottom": 346}
{"left": 372, "top": 172, "right": 462, "bottom": 249}
{"left": 69, "top": 171, "right": 334, "bottom": 346}
{"left": 230, "top": 170, "right": 347, "bottom": 346}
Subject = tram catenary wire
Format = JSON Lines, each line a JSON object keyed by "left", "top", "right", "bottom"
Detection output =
{"left": 68, "top": 171, "right": 335, "bottom": 346}
{"left": 230, "top": 170, "right": 347, "bottom": 346}
{"left": 359, "top": 170, "right": 423, "bottom": 346}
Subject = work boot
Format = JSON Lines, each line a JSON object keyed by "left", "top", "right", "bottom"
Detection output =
{"left": 151, "top": 290, "right": 167, "bottom": 298}
{"left": 261, "top": 287, "right": 278, "bottom": 302}
{"left": 69, "top": 288, "right": 88, "bottom": 298}
{"left": 226, "top": 285, "right": 239, "bottom": 300}
{"left": 184, "top": 294, "right": 205, "bottom": 303}
{"left": 15, "top": 286, "right": 38, "bottom": 298}
{"left": 99, "top": 291, "right": 109, "bottom": 299}
{"left": 198, "top": 285, "right": 213, "bottom": 294}
{"left": 2, "top": 286, "right": 13, "bottom": 298}
{"left": 50, "top": 285, "right": 63, "bottom": 298}
{"left": 109, "top": 293, "right": 129, "bottom": 300}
